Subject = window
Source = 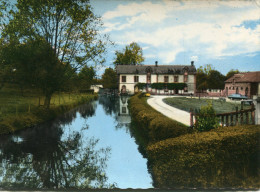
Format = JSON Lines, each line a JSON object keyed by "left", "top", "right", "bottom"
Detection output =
{"left": 164, "top": 76, "right": 169, "bottom": 83}
{"left": 122, "top": 107, "right": 126, "bottom": 114}
{"left": 134, "top": 76, "right": 139, "bottom": 82}
{"left": 122, "top": 76, "right": 126, "bottom": 82}
{"left": 184, "top": 72, "right": 188, "bottom": 82}
{"left": 174, "top": 76, "right": 178, "bottom": 82}
{"left": 184, "top": 87, "right": 188, "bottom": 92}
{"left": 241, "top": 87, "right": 243, "bottom": 90}
{"left": 229, "top": 87, "right": 231, "bottom": 90}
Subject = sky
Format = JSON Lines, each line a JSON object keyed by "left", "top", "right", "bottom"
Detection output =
{"left": 90, "top": 0, "right": 260, "bottom": 76}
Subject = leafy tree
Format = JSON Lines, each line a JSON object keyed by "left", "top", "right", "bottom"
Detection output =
{"left": 196, "top": 71, "right": 208, "bottom": 92}
{"left": 226, "top": 69, "right": 240, "bottom": 80}
{"left": 194, "top": 101, "right": 219, "bottom": 132}
{"left": 101, "top": 68, "right": 118, "bottom": 89}
{"left": 1, "top": 0, "right": 110, "bottom": 108}
{"left": 197, "top": 64, "right": 213, "bottom": 75}
{"left": 78, "top": 66, "right": 96, "bottom": 90}
{"left": 113, "top": 42, "right": 144, "bottom": 65}
{"left": 208, "top": 70, "right": 225, "bottom": 90}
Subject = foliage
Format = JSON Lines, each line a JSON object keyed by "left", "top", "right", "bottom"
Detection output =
{"left": 196, "top": 65, "right": 225, "bottom": 91}
{"left": 147, "top": 125, "right": 260, "bottom": 188}
{"left": 1, "top": 0, "right": 110, "bottom": 107}
{"left": 78, "top": 66, "right": 96, "bottom": 90}
{"left": 101, "top": 68, "right": 118, "bottom": 89}
{"left": 135, "top": 83, "right": 146, "bottom": 89}
{"left": 208, "top": 70, "right": 226, "bottom": 90}
{"left": 128, "top": 93, "right": 189, "bottom": 143}
{"left": 151, "top": 83, "right": 187, "bottom": 90}
{"left": 226, "top": 69, "right": 240, "bottom": 80}
{"left": 194, "top": 101, "right": 219, "bottom": 132}
{"left": 113, "top": 42, "right": 144, "bottom": 65}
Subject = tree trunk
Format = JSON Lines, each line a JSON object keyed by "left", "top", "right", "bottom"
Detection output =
{"left": 44, "top": 91, "right": 53, "bottom": 109}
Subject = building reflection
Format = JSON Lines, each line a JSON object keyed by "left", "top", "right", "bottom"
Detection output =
{"left": 116, "top": 96, "right": 131, "bottom": 126}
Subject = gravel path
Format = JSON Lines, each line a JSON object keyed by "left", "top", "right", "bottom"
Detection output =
{"left": 147, "top": 96, "right": 190, "bottom": 126}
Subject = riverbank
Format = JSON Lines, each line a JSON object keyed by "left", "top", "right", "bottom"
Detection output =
{"left": 0, "top": 86, "right": 97, "bottom": 135}
{"left": 128, "top": 92, "right": 260, "bottom": 189}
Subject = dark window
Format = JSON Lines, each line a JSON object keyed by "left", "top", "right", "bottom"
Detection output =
{"left": 122, "top": 107, "right": 126, "bottom": 113}
{"left": 164, "top": 76, "right": 169, "bottom": 83}
{"left": 174, "top": 76, "right": 178, "bottom": 82}
{"left": 184, "top": 87, "right": 188, "bottom": 92}
{"left": 122, "top": 76, "right": 126, "bottom": 82}
{"left": 134, "top": 76, "right": 139, "bottom": 82}
{"left": 241, "top": 87, "right": 243, "bottom": 90}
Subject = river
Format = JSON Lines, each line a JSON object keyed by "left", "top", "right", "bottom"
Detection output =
{"left": 0, "top": 96, "right": 153, "bottom": 189}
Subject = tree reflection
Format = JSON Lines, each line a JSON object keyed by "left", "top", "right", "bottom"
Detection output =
{"left": 0, "top": 103, "right": 115, "bottom": 189}
{"left": 98, "top": 95, "right": 119, "bottom": 115}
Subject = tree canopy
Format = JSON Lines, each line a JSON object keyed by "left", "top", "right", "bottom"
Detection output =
{"left": 226, "top": 69, "right": 240, "bottom": 80}
{"left": 101, "top": 68, "right": 117, "bottom": 89}
{"left": 0, "top": 0, "right": 110, "bottom": 107}
{"left": 113, "top": 42, "right": 144, "bottom": 65}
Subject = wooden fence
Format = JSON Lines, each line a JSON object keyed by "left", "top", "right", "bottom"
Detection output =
{"left": 190, "top": 104, "right": 255, "bottom": 127}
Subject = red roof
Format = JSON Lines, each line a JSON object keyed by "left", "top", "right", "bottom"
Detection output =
{"left": 225, "top": 71, "right": 260, "bottom": 83}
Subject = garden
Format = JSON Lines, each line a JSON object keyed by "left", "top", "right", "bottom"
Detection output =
{"left": 128, "top": 93, "right": 260, "bottom": 189}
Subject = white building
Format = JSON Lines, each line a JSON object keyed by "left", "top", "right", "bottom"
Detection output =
{"left": 116, "top": 61, "right": 197, "bottom": 95}
{"left": 90, "top": 84, "right": 103, "bottom": 93}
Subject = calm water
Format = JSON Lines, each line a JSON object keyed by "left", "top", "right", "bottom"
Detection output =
{"left": 0, "top": 96, "right": 153, "bottom": 189}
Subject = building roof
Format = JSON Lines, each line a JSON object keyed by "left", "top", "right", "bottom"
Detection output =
{"left": 116, "top": 64, "right": 196, "bottom": 75}
{"left": 225, "top": 71, "right": 260, "bottom": 83}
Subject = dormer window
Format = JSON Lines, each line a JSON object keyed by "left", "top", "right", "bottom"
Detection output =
{"left": 184, "top": 72, "right": 188, "bottom": 82}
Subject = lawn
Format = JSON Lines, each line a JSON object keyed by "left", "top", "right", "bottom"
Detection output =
{"left": 0, "top": 84, "right": 94, "bottom": 121}
{"left": 163, "top": 97, "right": 251, "bottom": 114}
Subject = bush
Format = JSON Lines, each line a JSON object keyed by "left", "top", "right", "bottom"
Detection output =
{"left": 195, "top": 101, "right": 219, "bottom": 132}
{"left": 128, "top": 92, "right": 189, "bottom": 143}
{"left": 147, "top": 125, "right": 260, "bottom": 188}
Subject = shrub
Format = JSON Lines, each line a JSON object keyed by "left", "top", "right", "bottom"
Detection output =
{"left": 147, "top": 125, "right": 260, "bottom": 188}
{"left": 128, "top": 92, "right": 189, "bottom": 143}
{"left": 195, "top": 101, "right": 219, "bottom": 132}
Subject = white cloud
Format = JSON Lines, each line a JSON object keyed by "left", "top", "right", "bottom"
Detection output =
{"left": 101, "top": 0, "right": 260, "bottom": 63}
{"left": 191, "top": 56, "right": 198, "bottom": 61}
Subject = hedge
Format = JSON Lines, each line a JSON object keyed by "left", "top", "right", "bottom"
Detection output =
{"left": 128, "top": 92, "right": 190, "bottom": 143}
{"left": 147, "top": 125, "right": 260, "bottom": 189}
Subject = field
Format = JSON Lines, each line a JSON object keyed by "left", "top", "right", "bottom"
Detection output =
{"left": 163, "top": 97, "right": 251, "bottom": 114}
{"left": 0, "top": 84, "right": 94, "bottom": 120}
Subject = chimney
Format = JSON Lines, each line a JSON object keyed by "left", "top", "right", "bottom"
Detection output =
{"left": 155, "top": 61, "right": 158, "bottom": 67}
{"left": 191, "top": 61, "right": 194, "bottom": 66}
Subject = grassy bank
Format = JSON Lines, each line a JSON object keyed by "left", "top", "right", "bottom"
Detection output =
{"left": 0, "top": 85, "right": 97, "bottom": 135}
{"left": 128, "top": 93, "right": 260, "bottom": 189}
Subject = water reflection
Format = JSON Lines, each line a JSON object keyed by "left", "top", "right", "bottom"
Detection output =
{"left": 0, "top": 96, "right": 152, "bottom": 189}
{"left": 0, "top": 102, "right": 114, "bottom": 189}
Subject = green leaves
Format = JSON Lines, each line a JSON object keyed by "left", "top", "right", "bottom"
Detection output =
{"left": 101, "top": 68, "right": 117, "bottom": 89}
{"left": 113, "top": 42, "right": 144, "bottom": 65}
{"left": 195, "top": 101, "right": 219, "bottom": 132}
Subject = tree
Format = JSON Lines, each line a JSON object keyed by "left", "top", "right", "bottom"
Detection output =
{"left": 197, "top": 64, "right": 213, "bottom": 75}
{"left": 113, "top": 42, "right": 144, "bottom": 65}
{"left": 196, "top": 71, "right": 208, "bottom": 92}
{"left": 1, "top": 0, "right": 110, "bottom": 108}
{"left": 101, "top": 68, "right": 117, "bottom": 89}
{"left": 78, "top": 66, "right": 96, "bottom": 90}
{"left": 208, "top": 70, "right": 226, "bottom": 90}
{"left": 226, "top": 69, "right": 240, "bottom": 80}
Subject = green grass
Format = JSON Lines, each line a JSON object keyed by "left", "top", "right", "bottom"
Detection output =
{"left": 0, "top": 84, "right": 96, "bottom": 124}
{"left": 163, "top": 97, "right": 251, "bottom": 114}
